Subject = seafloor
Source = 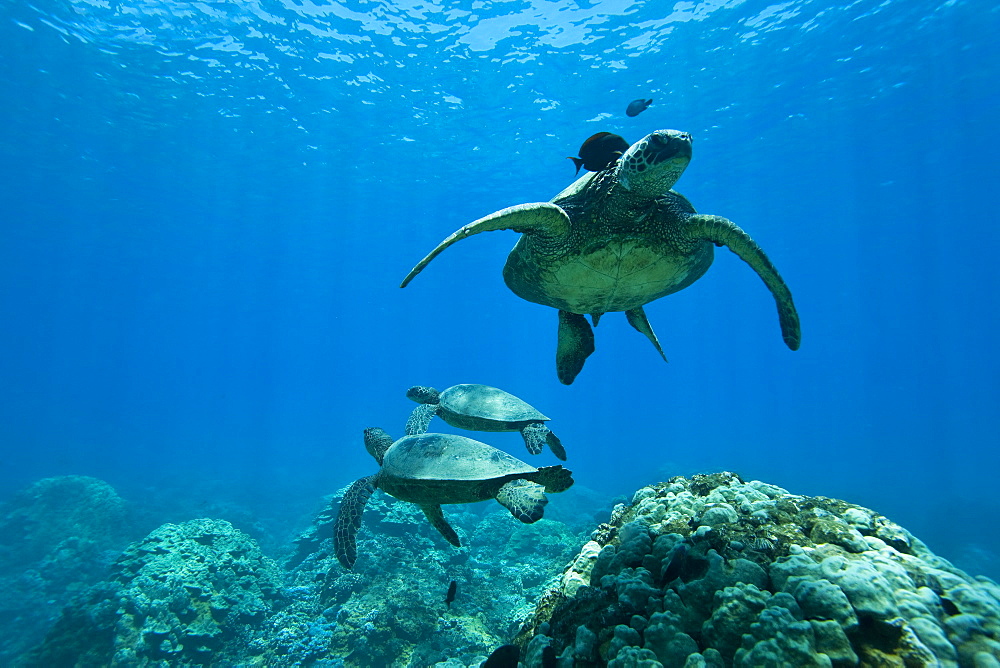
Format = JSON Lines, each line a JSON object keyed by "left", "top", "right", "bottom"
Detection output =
{"left": 1, "top": 472, "right": 998, "bottom": 666}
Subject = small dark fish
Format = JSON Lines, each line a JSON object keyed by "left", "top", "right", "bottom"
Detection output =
{"left": 626, "top": 98, "right": 652, "bottom": 117}
{"left": 541, "top": 644, "right": 557, "bottom": 668}
{"left": 445, "top": 580, "right": 457, "bottom": 608}
{"left": 482, "top": 644, "right": 520, "bottom": 668}
{"left": 567, "top": 131, "right": 630, "bottom": 175}
{"left": 661, "top": 542, "right": 689, "bottom": 584}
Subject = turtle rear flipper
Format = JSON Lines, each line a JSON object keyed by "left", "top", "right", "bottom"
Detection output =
{"left": 497, "top": 479, "right": 548, "bottom": 523}
{"left": 532, "top": 465, "right": 574, "bottom": 493}
{"left": 405, "top": 403, "right": 438, "bottom": 436}
{"left": 545, "top": 431, "right": 567, "bottom": 461}
{"left": 521, "top": 422, "right": 567, "bottom": 461}
{"left": 556, "top": 310, "right": 595, "bottom": 385}
{"left": 686, "top": 213, "right": 801, "bottom": 351}
{"left": 420, "top": 504, "right": 461, "bottom": 547}
{"left": 334, "top": 475, "right": 377, "bottom": 570}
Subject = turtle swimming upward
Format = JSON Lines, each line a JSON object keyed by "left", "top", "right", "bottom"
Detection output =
{"left": 405, "top": 383, "right": 567, "bottom": 460}
{"left": 333, "top": 428, "right": 573, "bottom": 569}
{"left": 401, "top": 129, "right": 801, "bottom": 384}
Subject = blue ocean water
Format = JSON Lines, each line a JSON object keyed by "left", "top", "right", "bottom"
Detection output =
{"left": 0, "top": 0, "right": 997, "bottom": 594}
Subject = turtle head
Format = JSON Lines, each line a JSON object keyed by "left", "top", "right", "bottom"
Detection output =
{"left": 615, "top": 129, "right": 693, "bottom": 197}
{"left": 405, "top": 385, "right": 441, "bottom": 405}
{"left": 364, "top": 427, "right": 394, "bottom": 465}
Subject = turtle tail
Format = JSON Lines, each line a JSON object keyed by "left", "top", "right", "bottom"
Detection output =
{"left": 531, "top": 465, "right": 574, "bottom": 494}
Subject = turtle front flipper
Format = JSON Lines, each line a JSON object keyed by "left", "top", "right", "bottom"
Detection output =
{"left": 400, "top": 203, "right": 571, "bottom": 288}
{"left": 333, "top": 475, "right": 378, "bottom": 570}
{"left": 520, "top": 422, "right": 567, "bottom": 461}
{"left": 556, "top": 310, "right": 596, "bottom": 385}
{"left": 496, "top": 479, "right": 548, "bottom": 523}
{"left": 687, "top": 214, "right": 801, "bottom": 351}
{"left": 419, "top": 504, "right": 461, "bottom": 547}
{"left": 405, "top": 404, "right": 438, "bottom": 436}
{"left": 625, "top": 306, "right": 668, "bottom": 363}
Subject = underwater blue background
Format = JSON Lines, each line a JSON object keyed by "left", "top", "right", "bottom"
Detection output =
{"left": 1, "top": 0, "right": 998, "bottom": 581}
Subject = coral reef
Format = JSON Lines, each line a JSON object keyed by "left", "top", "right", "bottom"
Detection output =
{"left": 516, "top": 472, "right": 1000, "bottom": 667}
{"left": 285, "top": 485, "right": 590, "bottom": 666}
{"left": 0, "top": 476, "right": 136, "bottom": 663}
{"left": 24, "top": 483, "right": 592, "bottom": 667}
{"left": 16, "top": 472, "right": 1000, "bottom": 666}
{"left": 25, "top": 518, "right": 289, "bottom": 666}
{"left": 0, "top": 475, "right": 131, "bottom": 567}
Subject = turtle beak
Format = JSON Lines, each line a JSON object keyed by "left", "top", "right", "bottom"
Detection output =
{"left": 648, "top": 131, "right": 692, "bottom": 164}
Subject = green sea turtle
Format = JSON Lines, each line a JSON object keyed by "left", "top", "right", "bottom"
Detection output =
{"left": 401, "top": 129, "right": 800, "bottom": 384}
{"left": 404, "top": 383, "right": 567, "bottom": 461}
{"left": 333, "top": 428, "right": 574, "bottom": 569}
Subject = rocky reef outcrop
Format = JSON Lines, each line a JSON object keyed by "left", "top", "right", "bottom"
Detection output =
{"left": 284, "top": 485, "right": 590, "bottom": 667}
{"left": 23, "top": 482, "right": 591, "bottom": 667}
{"left": 0, "top": 475, "right": 131, "bottom": 567}
{"left": 25, "top": 518, "right": 288, "bottom": 666}
{"left": 15, "top": 472, "right": 1000, "bottom": 667}
{"left": 516, "top": 472, "right": 1000, "bottom": 667}
{"left": 0, "top": 476, "right": 135, "bottom": 663}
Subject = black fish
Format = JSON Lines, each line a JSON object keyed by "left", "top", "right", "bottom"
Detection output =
{"left": 567, "top": 132, "right": 630, "bottom": 175}
{"left": 445, "top": 580, "right": 457, "bottom": 608}
{"left": 541, "top": 644, "right": 557, "bottom": 668}
{"left": 626, "top": 98, "right": 652, "bottom": 117}
{"left": 482, "top": 644, "right": 520, "bottom": 667}
{"left": 661, "top": 542, "right": 689, "bottom": 584}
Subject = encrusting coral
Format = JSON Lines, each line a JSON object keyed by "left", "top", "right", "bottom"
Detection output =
{"left": 515, "top": 471, "right": 1000, "bottom": 667}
